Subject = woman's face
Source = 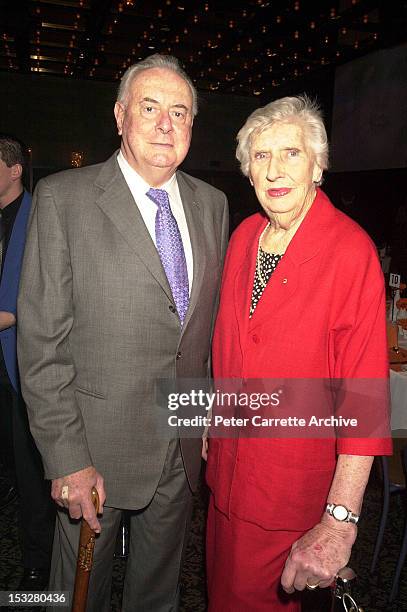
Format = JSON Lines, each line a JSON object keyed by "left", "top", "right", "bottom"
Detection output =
{"left": 249, "top": 121, "right": 322, "bottom": 223}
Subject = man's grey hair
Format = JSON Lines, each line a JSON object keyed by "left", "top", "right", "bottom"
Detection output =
{"left": 117, "top": 54, "right": 198, "bottom": 117}
{"left": 236, "top": 95, "right": 329, "bottom": 184}
{"left": 0, "top": 133, "right": 29, "bottom": 190}
{"left": 0, "top": 133, "right": 26, "bottom": 169}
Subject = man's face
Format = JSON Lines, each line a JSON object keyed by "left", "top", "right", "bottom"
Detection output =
{"left": 0, "top": 158, "right": 17, "bottom": 205}
{"left": 114, "top": 67, "right": 193, "bottom": 186}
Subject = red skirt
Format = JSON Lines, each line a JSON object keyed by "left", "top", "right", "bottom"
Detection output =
{"left": 206, "top": 495, "right": 303, "bottom": 611}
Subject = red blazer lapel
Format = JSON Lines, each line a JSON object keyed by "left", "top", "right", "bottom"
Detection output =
{"left": 247, "top": 190, "right": 337, "bottom": 331}
{"left": 233, "top": 217, "right": 266, "bottom": 342}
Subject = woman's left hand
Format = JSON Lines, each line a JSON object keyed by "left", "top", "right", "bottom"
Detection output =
{"left": 280, "top": 517, "right": 357, "bottom": 593}
{"left": 201, "top": 435, "right": 209, "bottom": 461}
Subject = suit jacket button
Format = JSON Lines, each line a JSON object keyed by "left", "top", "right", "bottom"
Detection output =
{"left": 169, "top": 304, "right": 176, "bottom": 313}
{"left": 252, "top": 334, "right": 260, "bottom": 344}
{"left": 282, "top": 278, "right": 288, "bottom": 284}
{"left": 176, "top": 351, "right": 182, "bottom": 359}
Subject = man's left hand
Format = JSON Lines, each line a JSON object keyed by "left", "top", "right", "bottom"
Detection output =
{"left": 280, "top": 518, "right": 357, "bottom": 593}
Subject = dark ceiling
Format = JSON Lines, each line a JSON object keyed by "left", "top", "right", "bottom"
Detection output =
{"left": 1, "top": 0, "right": 406, "bottom": 97}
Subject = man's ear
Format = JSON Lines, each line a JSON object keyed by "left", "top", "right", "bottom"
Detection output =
{"left": 114, "top": 102, "right": 125, "bottom": 136}
{"left": 10, "top": 163, "right": 22, "bottom": 182}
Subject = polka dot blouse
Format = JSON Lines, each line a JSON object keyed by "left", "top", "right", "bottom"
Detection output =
{"left": 249, "top": 248, "right": 283, "bottom": 318}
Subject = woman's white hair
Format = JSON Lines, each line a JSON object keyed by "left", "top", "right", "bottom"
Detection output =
{"left": 236, "top": 95, "right": 329, "bottom": 183}
{"left": 117, "top": 54, "right": 198, "bottom": 117}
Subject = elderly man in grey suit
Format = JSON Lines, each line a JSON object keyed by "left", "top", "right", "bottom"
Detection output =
{"left": 17, "top": 54, "right": 228, "bottom": 611}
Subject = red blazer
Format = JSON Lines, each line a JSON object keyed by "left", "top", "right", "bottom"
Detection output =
{"left": 206, "top": 189, "right": 392, "bottom": 531}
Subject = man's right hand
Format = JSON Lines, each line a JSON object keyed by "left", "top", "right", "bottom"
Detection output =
{"left": 51, "top": 466, "right": 106, "bottom": 533}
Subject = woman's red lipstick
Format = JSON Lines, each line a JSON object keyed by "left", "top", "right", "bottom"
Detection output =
{"left": 267, "top": 188, "right": 292, "bottom": 197}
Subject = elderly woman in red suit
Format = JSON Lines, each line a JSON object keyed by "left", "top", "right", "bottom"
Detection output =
{"left": 205, "top": 96, "right": 391, "bottom": 610}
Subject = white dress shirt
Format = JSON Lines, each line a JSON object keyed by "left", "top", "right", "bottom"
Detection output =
{"left": 117, "top": 151, "right": 193, "bottom": 293}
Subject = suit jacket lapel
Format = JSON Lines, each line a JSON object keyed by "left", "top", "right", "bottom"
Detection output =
{"left": 0, "top": 190, "right": 31, "bottom": 300}
{"left": 244, "top": 190, "right": 336, "bottom": 331}
{"left": 233, "top": 219, "right": 263, "bottom": 343}
{"left": 247, "top": 251, "right": 300, "bottom": 331}
{"left": 243, "top": 215, "right": 300, "bottom": 331}
{"left": 94, "top": 156, "right": 207, "bottom": 326}
{"left": 177, "top": 171, "right": 206, "bottom": 331}
{"left": 94, "top": 153, "right": 173, "bottom": 301}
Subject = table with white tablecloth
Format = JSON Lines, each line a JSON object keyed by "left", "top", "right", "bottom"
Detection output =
{"left": 390, "top": 332, "right": 407, "bottom": 431}
{"left": 390, "top": 369, "right": 407, "bottom": 431}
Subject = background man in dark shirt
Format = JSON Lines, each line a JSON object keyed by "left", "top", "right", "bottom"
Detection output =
{"left": 0, "top": 134, "right": 54, "bottom": 590}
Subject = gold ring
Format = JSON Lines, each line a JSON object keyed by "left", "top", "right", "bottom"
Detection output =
{"left": 61, "top": 485, "right": 69, "bottom": 501}
{"left": 305, "top": 579, "right": 320, "bottom": 590}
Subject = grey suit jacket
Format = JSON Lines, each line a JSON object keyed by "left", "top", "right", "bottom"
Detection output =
{"left": 17, "top": 152, "right": 229, "bottom": 509}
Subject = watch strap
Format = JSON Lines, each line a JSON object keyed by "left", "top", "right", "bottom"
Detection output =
{"left": 326, "top": 503, "right": 360, "bottom": 525}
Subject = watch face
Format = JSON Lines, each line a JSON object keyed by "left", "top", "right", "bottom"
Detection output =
{"left": 332, "top": 505, "right": 348, "bottom": 521}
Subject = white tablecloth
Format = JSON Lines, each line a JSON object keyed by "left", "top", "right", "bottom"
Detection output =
{"left": 390, "top": 369, "right": 407, "bottom": 431}
{"left": 390, "top": 333, "right": 407, "bottom": 432}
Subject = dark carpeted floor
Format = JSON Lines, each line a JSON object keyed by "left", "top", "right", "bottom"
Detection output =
{"left": 1, "top": 464, "right": 407, "bottom": 611}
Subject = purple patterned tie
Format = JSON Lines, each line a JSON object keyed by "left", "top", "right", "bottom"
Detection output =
{"left": 146, "top": 188, "right": 189, "bottom": 324}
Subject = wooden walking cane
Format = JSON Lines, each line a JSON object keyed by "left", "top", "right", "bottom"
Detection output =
{"left": 72, "top": 487, "right": 100, "bottom": 612}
